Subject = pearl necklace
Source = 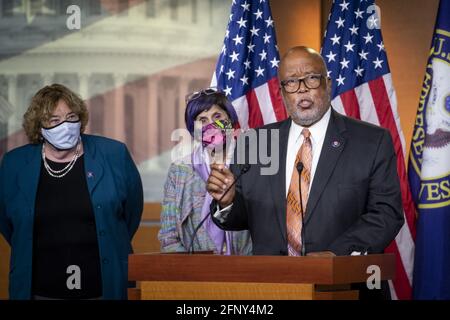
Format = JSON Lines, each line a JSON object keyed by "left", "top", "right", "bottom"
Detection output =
{"left": 42, "top": 140, "right": 81, "bottom": 178}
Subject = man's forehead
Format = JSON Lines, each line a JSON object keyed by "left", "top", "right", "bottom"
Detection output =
{"left": 281, "top": 58, "right": 325, "bottom": 76}
{"left": 279, "top": 47, "right": 327, "bottom": 77}
{"left": 285, "top": 51, "right": 324, "bottom": 65}
{"left": 286, "top": 63, "right": 321, "bottom": 72}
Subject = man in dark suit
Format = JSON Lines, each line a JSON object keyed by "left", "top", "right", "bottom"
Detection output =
{"left": 206, "top": 46, "right": 404, "bottom": 278}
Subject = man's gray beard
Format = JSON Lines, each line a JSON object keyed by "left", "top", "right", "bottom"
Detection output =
{"left": 294, "top": 114, "right": 320, "bottom": 127}
{"left": 281, "top": 94, "right": 331, "bottom": 127}
{"left": 290, "top": 104, "right": 330, "bottom": 127}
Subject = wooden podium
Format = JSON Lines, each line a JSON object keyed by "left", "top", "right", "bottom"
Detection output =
{"left": 128, "top": 253, "right": 395, "bottom": 300}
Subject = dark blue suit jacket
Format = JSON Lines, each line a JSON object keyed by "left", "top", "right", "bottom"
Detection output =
{"left": 212, "top": 109, "right": 404, "bottom": 256}
{"left": 0, "top": 134, "right": 143, "bottom": 299}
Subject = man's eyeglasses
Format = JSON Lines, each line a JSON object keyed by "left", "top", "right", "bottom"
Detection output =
{"left": 280, "top": 74, "right": 325, "bottom": 93}
{"left": 185, "top": 87, "right": 222, "bottom": 104}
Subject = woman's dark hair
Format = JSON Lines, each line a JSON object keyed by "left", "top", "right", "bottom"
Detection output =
{"left": 184, "top": 90, "right": 239, "bottom": 136}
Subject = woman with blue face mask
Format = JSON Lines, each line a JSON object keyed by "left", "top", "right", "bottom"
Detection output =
{"left": 158, "top": 88, "right": 252, "bottom": 255}
{"left": 0, "top": 84, "right": 143, "bottom": 300}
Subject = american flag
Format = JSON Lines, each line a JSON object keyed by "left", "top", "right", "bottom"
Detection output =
{"left": 321, "top": 0, "right": 416, "bottom": 299}
{"left": 0, "top": 0, "right": 233, "bottom": 200}
{"left": 211, "top": 0, "right": 287, "bottom": 129}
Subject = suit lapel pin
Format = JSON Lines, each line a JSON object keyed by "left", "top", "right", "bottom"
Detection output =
{"left": 87, "top": 171, "right": 94, "bottom": 178}
{"left": 331, "top": 140, "right": 341, "bottom": 148}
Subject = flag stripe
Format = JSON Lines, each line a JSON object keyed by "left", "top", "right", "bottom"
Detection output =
{"left": 331, "top": 96, "right": 346, "bottom": 115}
{"left": 386, "top": 241, "right": 413, "bottom": 300}
{"left": 267, "top": 77, "right": 288, "bottom": 121}
{"left": 368, "top": 78, "right": 401, "bottom": 146}
{"left": 232, "top": 96, "right": 250, "bottom": 130}
{"left": 382, "top": 74, "right": 407, "bottom": 155}
{"left": 254, "top": 83, "right": 277, "bottom": 124}
{"left": 246, "top": 89, "right": 265, "bottom": 128}
{"left": 395, "top": 220, "right": 415, "bottom": 284}
{"left": 354, "top": 83, "right": 381, "bottom": 125}
{"left": 368, "top": 77, "right": 416, "bottom": 234}
{"left": 339, "top": 89, "right": 361, "bottom": 119}
{"left": 390, "top": 282, "right": 398, "bottom": 300}
{"left": 367, "top": 75, "right": 416, "bottom": 299}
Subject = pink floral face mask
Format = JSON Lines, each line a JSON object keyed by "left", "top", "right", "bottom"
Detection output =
{"left": 201, "top": 119, "right": 233, "bottom": 148}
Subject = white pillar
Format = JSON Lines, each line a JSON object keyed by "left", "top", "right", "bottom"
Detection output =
{"left": 79, "top": 73, "right": 90, "bottom": 100}
{"left": 178, "top": 77, "right": 189, "bottom": 129}
{"left": 196, "top": 0, "right": 209, "bottom": 26}
{"left": 7, "top": 74, "right": 17, "bottom": 109}
{"left": 113, "top": 73, "right": 126, "bottom": 143}
{"left": 155, "top": 0, "right": 170, "bottom": 20}
{"left": 147, "top": 76, "right": 158, "bottom": 158}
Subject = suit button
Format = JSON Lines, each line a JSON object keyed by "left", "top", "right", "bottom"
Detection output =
{"left": 102, "top": 258, "right": 109, "bottom": 264}
{"left": 97, "top": 205, "right": 102, "bottom": 209}
{"left": 99, "top": 230, "right": 105, "bottom": 236}
{"left": 280, "top": 249, "right": 287, "bottom": 255}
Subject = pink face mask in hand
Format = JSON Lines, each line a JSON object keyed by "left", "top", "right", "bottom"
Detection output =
{"left": 201, "top": 119, "right": 233, "bottom": 148}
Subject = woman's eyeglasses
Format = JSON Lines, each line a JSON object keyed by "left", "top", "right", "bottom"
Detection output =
{"left": 185, "top": 87, "right": 223, "bottom": 104}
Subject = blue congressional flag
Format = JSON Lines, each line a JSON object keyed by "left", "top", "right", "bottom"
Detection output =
{"left": 409, "top": 0, "right": 450, "bottom": 300}
{"left": 212, "top": 0, "right": 287, "bottom": 129}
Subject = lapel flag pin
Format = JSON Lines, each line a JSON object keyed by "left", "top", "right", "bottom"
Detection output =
{"left": 332, "top": 140, "right": 341, "bottom": 148}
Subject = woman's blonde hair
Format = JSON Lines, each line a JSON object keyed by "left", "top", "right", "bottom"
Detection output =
{"left": 23, "top": 83, "right": 89, "bottom": 144}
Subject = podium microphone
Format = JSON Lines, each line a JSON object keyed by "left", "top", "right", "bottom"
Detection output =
{"left": 296, "top": 162, "right": 306, "bottom": 256}
{"left": 188, "top": 164, "right": 251, "bottom": 254}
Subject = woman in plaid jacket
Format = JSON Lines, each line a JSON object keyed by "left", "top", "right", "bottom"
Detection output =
{"left": 158, "top": 88, "right": 252, "bottom": 255}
